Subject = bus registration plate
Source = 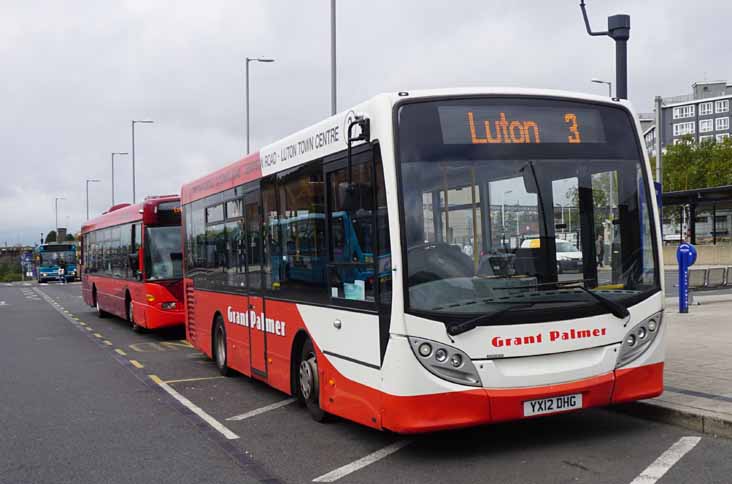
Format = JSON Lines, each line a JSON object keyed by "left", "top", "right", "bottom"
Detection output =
{"left": 523, "top": 393, "right": 582, "bottom": 417}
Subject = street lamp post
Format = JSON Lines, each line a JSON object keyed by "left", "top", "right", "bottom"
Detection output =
{"left": 501, "top": 189, "right": 513, "bottom": 241}
{"left": 591, "top": 78, "right": 613, "bottom": 97}
{"left": 111, "top": 152, "right": 128, "bottom": 206}
{"left": 330, "top": 0, "right": 336, "bottom": 115}
{"left": 245, "top": 57, "right": 275, "bottom": 154}
{"left": 54, "top": 197, "right": 66, "bottom": 232}
{"left": 131, "top": 120, "right": 154, "bottom": 203}
{"left": 86, "top": 179, "right": 101, "bottom": 220}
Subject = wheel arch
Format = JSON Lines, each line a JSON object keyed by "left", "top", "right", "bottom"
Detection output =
{"left": 290, "top": 329, "right": 310, "bottom": 396}
{"left": 125, "top": 290, "right": 132, "bottom": 318}
{"left": 210, "top": 310, "right": 224, "bottom": 357}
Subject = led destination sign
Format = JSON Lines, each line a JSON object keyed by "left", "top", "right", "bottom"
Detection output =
{"left": 439, "top": 105, "right": 607, "bottom": 145}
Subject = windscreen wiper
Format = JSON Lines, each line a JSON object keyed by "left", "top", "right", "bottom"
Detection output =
{"left": 447, "top": 303, "right": 534, "bottom": 336}
{"left": 445, "top": 297, "right": 588, "bottom": 336}
{"left": 564, "top": 283, "right": 629, "bottom": 319}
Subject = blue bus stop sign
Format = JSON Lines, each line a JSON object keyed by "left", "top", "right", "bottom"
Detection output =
{"left": 676, "top": 242, "right": 697, "bottom": 313}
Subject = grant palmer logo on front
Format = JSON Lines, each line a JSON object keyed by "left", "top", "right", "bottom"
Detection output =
{"left": 491, "top": 327, "right": 607, "bottom": 348}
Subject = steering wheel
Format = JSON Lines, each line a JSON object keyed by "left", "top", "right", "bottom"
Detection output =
{"left": 407, "top": 242, "right": 474, "bottom": 286}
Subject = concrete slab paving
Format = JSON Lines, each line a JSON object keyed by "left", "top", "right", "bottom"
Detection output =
{"left": 622, "top": 293, "right": 732, "bottom": 439}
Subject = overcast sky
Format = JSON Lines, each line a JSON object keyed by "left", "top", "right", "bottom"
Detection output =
{"left": 2, "top": 0, "right": 730, "bottom": 245}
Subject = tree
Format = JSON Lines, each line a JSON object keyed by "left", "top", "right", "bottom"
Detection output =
{"left": 65, "top": 234, "right": 76, "bottom": 241}
{"left": 657, "top": 136, "right": 732, "bottom": 192}
{"left": 45, "top": 230, "right": 57, "bottom": 243}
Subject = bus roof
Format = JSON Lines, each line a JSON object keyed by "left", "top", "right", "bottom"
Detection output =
{"left": 181, "top": 154, "right": 261, "bottom": 205}
{"left": 180, "top": 88, "right": 636, "bottom": 206}
{"left": 81, "top": 194, "right": 180, "bottom": 234}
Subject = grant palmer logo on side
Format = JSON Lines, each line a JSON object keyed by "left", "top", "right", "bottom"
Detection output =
{"left": 491, "top": 327, "right": 607, "bottom": 348}
{"left": 227, "top": 306, "right": 287, "bottom": 337}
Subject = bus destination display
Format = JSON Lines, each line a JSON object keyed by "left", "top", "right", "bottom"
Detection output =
{"left": 438, "top": 105, "right": 607, "bottom": 145}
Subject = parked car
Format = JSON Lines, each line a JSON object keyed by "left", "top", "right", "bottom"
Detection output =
{"left": 520, "top": 238, "right": 583, "bottom": 273}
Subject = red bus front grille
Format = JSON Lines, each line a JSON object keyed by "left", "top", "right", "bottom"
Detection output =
{"left": 185, "top": 282, "right": 197, "bottom": 345}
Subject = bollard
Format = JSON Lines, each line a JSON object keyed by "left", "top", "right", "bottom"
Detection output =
{"left": 676, "top": 242, "right": 697, "bottom": 313}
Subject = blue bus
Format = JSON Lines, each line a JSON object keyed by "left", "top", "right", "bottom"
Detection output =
{"left": 272, "top": 210, "right": 390, "bottom": 298}
{"left": 36, "top": 243, "right": 78, "bottom": 283}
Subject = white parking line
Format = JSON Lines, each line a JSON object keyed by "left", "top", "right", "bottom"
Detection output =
{"left": 312, "top": 440, "right": 412, "bottom": 482}
{"left": 226, "top": 398, "right": 296, "bottom": 421}
{"left": 149, "top": 374, "right": 239, "bottom": 440}
{"left": 629, "top": 436, "right": 701, "bottom": 484}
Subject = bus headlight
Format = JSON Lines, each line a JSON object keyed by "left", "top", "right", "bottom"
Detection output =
{"left": 161, "top": 302, "right": 177, "bottom": 310}
{"left": 409, "top": 337, "right": 481, "bottom": 387}
{"left": 616, "top": 312, "right": 662, "bottom": 368}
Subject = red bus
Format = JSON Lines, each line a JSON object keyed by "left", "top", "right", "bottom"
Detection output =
{"left": 81, "top": 195, "right": 185, "bottom": 331}
{"left": 181, "top": 89, "right": 663, "bottom": 433}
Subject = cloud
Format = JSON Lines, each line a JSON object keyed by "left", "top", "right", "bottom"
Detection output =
{"left": 1, "top": 0, "right": 730, "bottom": 244}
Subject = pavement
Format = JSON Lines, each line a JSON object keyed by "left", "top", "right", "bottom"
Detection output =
{"left": 619, "top": 293, "right": 732, "bottom": 439}
{"left": 2, "top": 281, "right": 732, "bottom": 484}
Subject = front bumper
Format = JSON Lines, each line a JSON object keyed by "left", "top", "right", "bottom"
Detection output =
{"left": 141, "top": 304, "right": 185, "bottom": 329}
{"left": 381, "top": 362, "right": 663, "bottom": 433}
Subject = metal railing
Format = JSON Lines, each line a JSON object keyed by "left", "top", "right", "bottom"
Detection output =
{"left": 687, "top": 267, "right": 731, "bottom": 290}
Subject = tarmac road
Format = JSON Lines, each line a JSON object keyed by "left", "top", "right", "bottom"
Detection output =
{"left": 2, "top": 281, "right": 732, "bottom": 484}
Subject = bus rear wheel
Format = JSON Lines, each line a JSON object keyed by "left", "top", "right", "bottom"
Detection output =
{"left": 298, "top": 339, "right": 328, "bottom": 422}
{"left": 213, "top": 316, "right": 230, "bottom": 377}
{"left": 128, "top": 299, "right": 143, "bottom": 333}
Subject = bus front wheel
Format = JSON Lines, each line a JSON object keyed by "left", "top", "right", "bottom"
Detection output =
{"left": 298, "top": 339, "right": 328, "bottom": 422}
{"left": 128, "top": 299, "right": 142, "bottom": 333}
{"left": 94, "top": 290, "right": 107, "bottom": 318}
{"left": 213, "top": 316, "right": 230, "bottom": 377}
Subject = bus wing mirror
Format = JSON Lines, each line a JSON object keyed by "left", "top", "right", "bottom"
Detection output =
{"left": 522, "top": 168, "right": 538, "bottom": 194}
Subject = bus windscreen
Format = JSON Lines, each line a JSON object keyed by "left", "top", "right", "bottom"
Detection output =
{"left": 397, "top": 97, "right": 658, "bottom": 326}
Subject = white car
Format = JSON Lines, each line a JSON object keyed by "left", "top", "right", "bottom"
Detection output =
{"left": 520, "top": 238, "right": 583, "bottom": 273}
{"left": 555, "top": 240, "right": 583, "bottom": 273}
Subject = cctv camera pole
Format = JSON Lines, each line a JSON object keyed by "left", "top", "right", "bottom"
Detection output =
{"left": 579, "top": 1, "right": 630, "bottom": 100}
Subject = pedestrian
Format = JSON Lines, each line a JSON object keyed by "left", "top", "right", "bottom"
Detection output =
{"left": 595, "top": 233, "right": 605, "bottom": 268}
{"left": 58, "top": 257, "right": 66, "bottom": 284}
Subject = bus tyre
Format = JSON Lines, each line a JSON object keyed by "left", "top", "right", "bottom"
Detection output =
{"left": 128, "top": 299, "right": 142, "bottom": 333}
{"left": 298, "top": 339, "right": 328, "bottom": 422}
{"left": 213, "top": 317, "right": 230, "bottom": 377}
{"left": 94, "top": 292, "right": 107, "bottom": 318}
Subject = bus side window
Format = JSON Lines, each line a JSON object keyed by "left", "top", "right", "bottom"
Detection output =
{"left": 131, "top": 223, "right": 142, "bottom": 279}
{"left": 327, "top": 153, "right": 384, "bottom": 304}
{"left": 271, "top": 161, "right": 329, "bottom": 304}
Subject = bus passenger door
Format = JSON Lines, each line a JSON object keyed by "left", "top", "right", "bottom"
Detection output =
{"left": 248, "top": 294, "right": 266, "bottom": 379}
{"left": 245, "top": 189, "right": 267, "bottom": 380}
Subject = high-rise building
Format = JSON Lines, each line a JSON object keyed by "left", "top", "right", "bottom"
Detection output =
{"left": 644, "top": 81, "right": 732, "bottom": 157}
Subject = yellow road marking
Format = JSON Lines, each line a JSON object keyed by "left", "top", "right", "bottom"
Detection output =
{"left": 164, "top": 376, "right": 227, "bottom": 384}
{"left": 85, "top": 327, "right": 93, "bottom": 331}
{"left": 79, "top": 322, "right": 87, "bottom": 326}
{"left": 93, "top": 333, "right": 103, "bottom": 338}
{"left": 103, "top": 340, "right": 113, "bottom": 346}
{"left": 130, "top": 359, "right": 144, "bottom": 369}
{"left": 115, "top": 348, "right": 128, "bottom": 356}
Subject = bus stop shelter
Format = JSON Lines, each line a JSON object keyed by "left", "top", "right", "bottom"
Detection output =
{"left": 662, "top": 185, "right": 732, "bottom": 246}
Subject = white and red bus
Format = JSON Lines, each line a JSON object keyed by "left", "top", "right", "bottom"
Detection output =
{"left": 181, "top": 88, "right": 664, "bottom": 433}
{"left": 81, "top": 195, "right": 185, "bottom": 331}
